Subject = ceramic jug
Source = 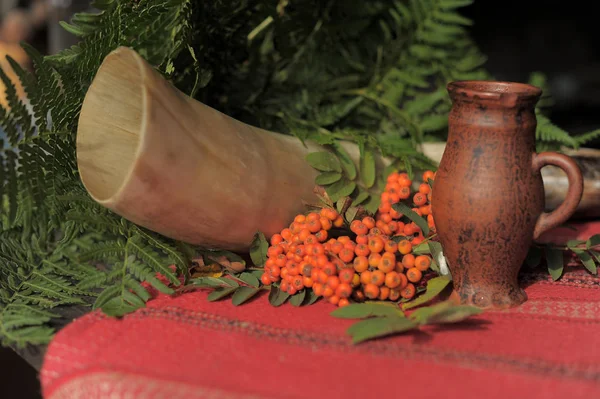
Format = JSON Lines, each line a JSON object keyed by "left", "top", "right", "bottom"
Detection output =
{"left": 431, "top": 81, "right": 584, "bottom": 309}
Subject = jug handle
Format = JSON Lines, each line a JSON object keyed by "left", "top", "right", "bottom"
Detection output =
{"left": 531, "top": 152, "right": 584, "bottom": 240}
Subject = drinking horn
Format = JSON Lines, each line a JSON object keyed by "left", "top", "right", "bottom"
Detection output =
{"left": 76, "top": 47, "right": 403, "bottom": 250}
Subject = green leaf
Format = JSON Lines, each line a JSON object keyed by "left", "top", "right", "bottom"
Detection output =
{"left": 239, "top": 272, "right": 260, "bottom": 288}
{"left": 250, "top": 232, "right": 269, "bottom": 267}
{"left": 411, "top": 242, "right": 431, "bottom": 255}
{"left": 306, "top": 151, "right": 342, "bottom": 172}
{"left": 410, "top": 301, "right": 482, "bottom": 324}
{"left": 586, "top": 235, "right": 600, "bottom": 249}
{"left": 572, "top": 249, "right": 597, "bottom": 275}
{"left": 325, "top": 179, "right": 357, "bottom": 203}
{"left": 402, "top": 276, "right": 451, "bottom": 310}
{"left": 207, "top": 287, "right": 237, "bottom": 302}
{"left": 525, "top": 246, "right": 542, "bottom": 268}
{"left": 268, "top": 285, "right": 290, "bottom": 307}
{"left": 363, "top": 194, "right": 381, "bottom": 215}
{"left": 289, "top": 290, "right": 306, "bottom": 306}
{"left": 591, "top": 250, "right": 600, "bottom": 264}
{"left": 303, "top": 290, "right": 319, "bottom": 306}
{"left": 347, "top": 316, "right": 418, "bottom": 344}
{"left": 433, "top": 10, "right": 473, "bottom": 25}
{"left": 360, "top": 149, "right": 376, "bottom": 188}
{"left": 439, "top": 0, "right": 473, "bottom": 9}
{"left": 545, "top": 248, "right": 564, "bottom": 281}
{"left": 331, "top": 302, "right": 402, "bottom": 319}
{"left": 353, "top": 190, "right": 370, "bottom": 206}
{"left": 392, "top": 202, "right": 429, "bottom": 236}
{"left": 333, "top": 143, "right": 357, "bottom": 180}
{"left": 231, "top": 286, "right": 261, "bottom": 306}
{"left": 315, "top": 172, "right": 342, "bottom": 185}
{"left": 419, "top": 115, "right": 448, "bottom": 132}
{"left": 567, "top": 240, "right": 585, "bottom": 249}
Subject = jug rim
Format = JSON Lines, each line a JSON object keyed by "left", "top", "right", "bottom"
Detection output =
{"left": 447, "top": 80, "right": 542, "bottom": 103}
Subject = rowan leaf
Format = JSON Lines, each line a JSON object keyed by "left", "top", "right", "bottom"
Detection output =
{"left": 207, "top": 287, "right": 237, "bottom": 302}
{"left": 545, "top": 247, "right": 564, "bottom": 281}
{"left": 250, "top": 231, "right": 269, "bottom": 267}
{"left": 572, "top": 249, "right": 597, "bottom": 275}
{"left": 360, "top": 149, "right": 376, "bottom": 188}
{"left": 315, "top": 172, "right": 342, "bottom": 185}
{"left": 586, "top": 234, "right": 600, "bottom": 249}
{"left": 402, "top": 276, "right": 451, "bottom": 310}
{"left": 239, "top": 272, "right": 260, "bottom": 288}
{"left": 306, "top": 151, "right": 342, "bottom": 172}
{"left": 333, "top": 143, "right": 357, "bottom": 180}
{"left": 331, "top": 302, "right": 402, "bottom": 319}
{"left": 410, "top": 301, "right": 483, "bottom": 324}
{"left": 231, "top": 286, "right": 261, "bottom": 306}
{"left": 347, "top": 316, "right": 418, "bottom": 344}
{"left": 289, "top": 290, "right": 306, "bottom": 306}
{"left": 268, "top": 285, "right": 289, "bottom": 307}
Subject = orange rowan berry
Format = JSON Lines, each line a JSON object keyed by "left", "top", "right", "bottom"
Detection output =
{"left": 344, "top": 240, "right": 356, "bottom": 251}
{"left": 337, "top": 236, "right": 351, "bottom": 244}
{"left": 418, "top": 183, "right": 431, "bottom": 195}
{"left": 384, "top": 239, "right": 398, "bottom": 254}
{"left": 353, "top": 256, "right": 369, "bottom": 273}
{"left": 291, "top": 234, "right": 303, "bottom": 245}
{"left": 389, "top": 206, "right": 402, "bottom": 220}
{"left": 412, "top": 207, "right": 423, "bottom": 217}
{"left": 387, "top": 221, "right": 399, "bottom": 235}
{"left": 339, "top": 248, "right": 355, "bottom": 263}
{"left": 389, "top": 192, "right": 400, "bottom": 204}
{"left": 354, "top": 243, "right": 370, "bottom": 257}
{"left": 419, "top": 205, "right": 431, "bottom": 216}
{"left": 333, "top": 215, "right": 344, "bottom": 228}
{"left": 360, "top": 270, "right": 372, "bottom": 285}
{"left": 313, "top": 283, "right": 324, "bottom": 296}
{"left": 384, "top": 271, "right": 402, "bottom": 288}
{"left": 422, "top": 170, "right": 435, "bottom": 182}
{"left": 330, "top": 241, "right": 344, "bottom": 254}
{"left": 368, "top": 252, "right": 382, "bottom": 268}
{"left": 368, "top": 236, "right": 385, "bottom": 253}
{"left": 387, "top": 171, "right": 400, "bottom": 183}
{"left": 320, "top": 217, "right": 333, "bottom": 231}
{"left": 368, "top": 227, "right": 383, "bottom": 236}
{"left": 401, "top": 283, "right": 416, "bottom": 299}
{"left": 362, "top": 216, "right": 376, "bottom": 229}
{"left": 415, "top": 255, "right": 432, "bottom": 272}
{"left": 270, "top": 234, "right": 284, "bottom": 246}
{"left": 267, "top": 245, "right": 283, "bottom": 259}
{"left": 280, "top": 280, "right": 289, "bottom": 292}
{"left": 356, "top": 235, "right": 368, "bottom": 245}
{"left": 338, "top": 298, "right": 350, "bottom": 307}
{"left": 371, "top": 270, "right": 385, "bottom": 286}
{"left": 352, "top": 273, "right": 361, "bottom": 287}
{"left": 378, "top": 202, "right": 392, "bottom": 213}
{"left": 403, "top": 223, "right": 418, "bottom": 236}
{"left": 315, "top": 229, "right": 328, "bottom": 242}
{"left": 317, "top": 270, "right": 328, "bottom": 284}
{"left": 306, "top": 212, "right": 320, "bottom": 221}
{"left": 287, "top": 263, "right": 300, "bottom": 276}
{"left": 298, "top": 228, "right": 311, "bottom": 242}
{"left": 309, "top": 244, "right": 325, "bottom": 256}
{"left": 261, "top": 273, "right": 272, "bottom": 285}
{"left": 322, "top": 262, "right": 337, "bottom": 277}
{"left": 269, "top": 264, "right": 281, "bottom": 277}
{"left": 378, "top": 252, "right": 396, "bottom": 273}
{"left": 327, "top": 276, "right": 340, "bottom": 290}
{"left": 398, "top": 186, "right": 411, "bottom": 200}
{"left": 389, "top": 288, "right": 401, "bottom": 301}
{"left": 397, "top": 240, "right": 413, "bottom": 255}
{"left": 380, "top": 213, "right": 392, "bottom": 224}
{"left": 329, "top": 295, "right": 340, "bottom": 305}
{"left": 402, "top": 254, "right": 415, "bottom": 269}
{"left": 287, "top": 286, "right": 297, "bottom": 295}
{"left": 321, "top": 208, "right": 338, "bottom": 221}
{"left": 427, "top": 214, "right": 435, "bottom": 229}
{"left": 379, "top": 286, "right": 390, "bottom": 300}
{"left": 338, "top": 268, "right": 355, "bottom": 284}
{"left": 381, "top": 224, "right": 393, "bottom": 236}
{"left": 315, "top": 254, "right": 328, "bottom": 267}
{"left": 364, "top": 283, "right": 380, "bottom": 299}
{"left": 310, "top": 268, "right": 319, "bottom": 282}
{"left": 294, "top": 214, "right": 306, "bottom": 224}
{"left": 350, "top": 220, "right": 368, "bottom": 236}
{"left": 280, "top": 267, "right": 289, "bottom": 280}
{"left": 303, "top": 277, "right": 313, "bottom": 288}
{"left": 290, "top": 222, "right": 304, "bottom": 234}
{"left": 307, "top": 219, "right": 322, "bottom": 233}
{"left": 269, "top": 274, "right": 280, "bottom": 283}
{"left": 275, "top": 254, "right": 287, "bottom": 267}
{"left": 336, "top": 283, "right": 352, "bottom": 298}
{"left": 397, "top": 173, "right": 412, "bottom": 187}
{"left": 395, "top": 261, "right": 405, "bottom": 273}
{"left": 406, "top": 267, "right": 422, "bottom": 283}
{"left": 281, "top": 228, "right": 292, "bottom": 241}
{"left": 323, "top": 286, "right": 334, "bottom": 298}
{"left": 291, "top": 276, "right": 304, "bottom": 291}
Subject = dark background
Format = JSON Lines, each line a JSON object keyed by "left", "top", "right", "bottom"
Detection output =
{"left": 1, "top": 1, "right": 599, "bottom": 398}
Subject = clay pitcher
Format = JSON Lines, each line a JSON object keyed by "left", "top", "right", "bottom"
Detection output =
{"left": 431, "top": 81, "right": 584, "bottom": 309}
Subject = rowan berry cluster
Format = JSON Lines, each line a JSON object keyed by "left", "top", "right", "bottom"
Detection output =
{"left": 260, "top": 170, "right": 437, "bottom": 307}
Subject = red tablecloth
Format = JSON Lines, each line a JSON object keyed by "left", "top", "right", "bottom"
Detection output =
{"left": 40, "top": 223, "right": 600, "bottom": 399}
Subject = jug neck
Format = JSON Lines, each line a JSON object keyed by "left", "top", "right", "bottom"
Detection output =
{"left": 447, "top": 80, "right": 541, "bottom": 110}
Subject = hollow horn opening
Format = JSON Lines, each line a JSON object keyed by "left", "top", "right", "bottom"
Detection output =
{"left": 76, "top": 47, "right": 146, "bottom": 203}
